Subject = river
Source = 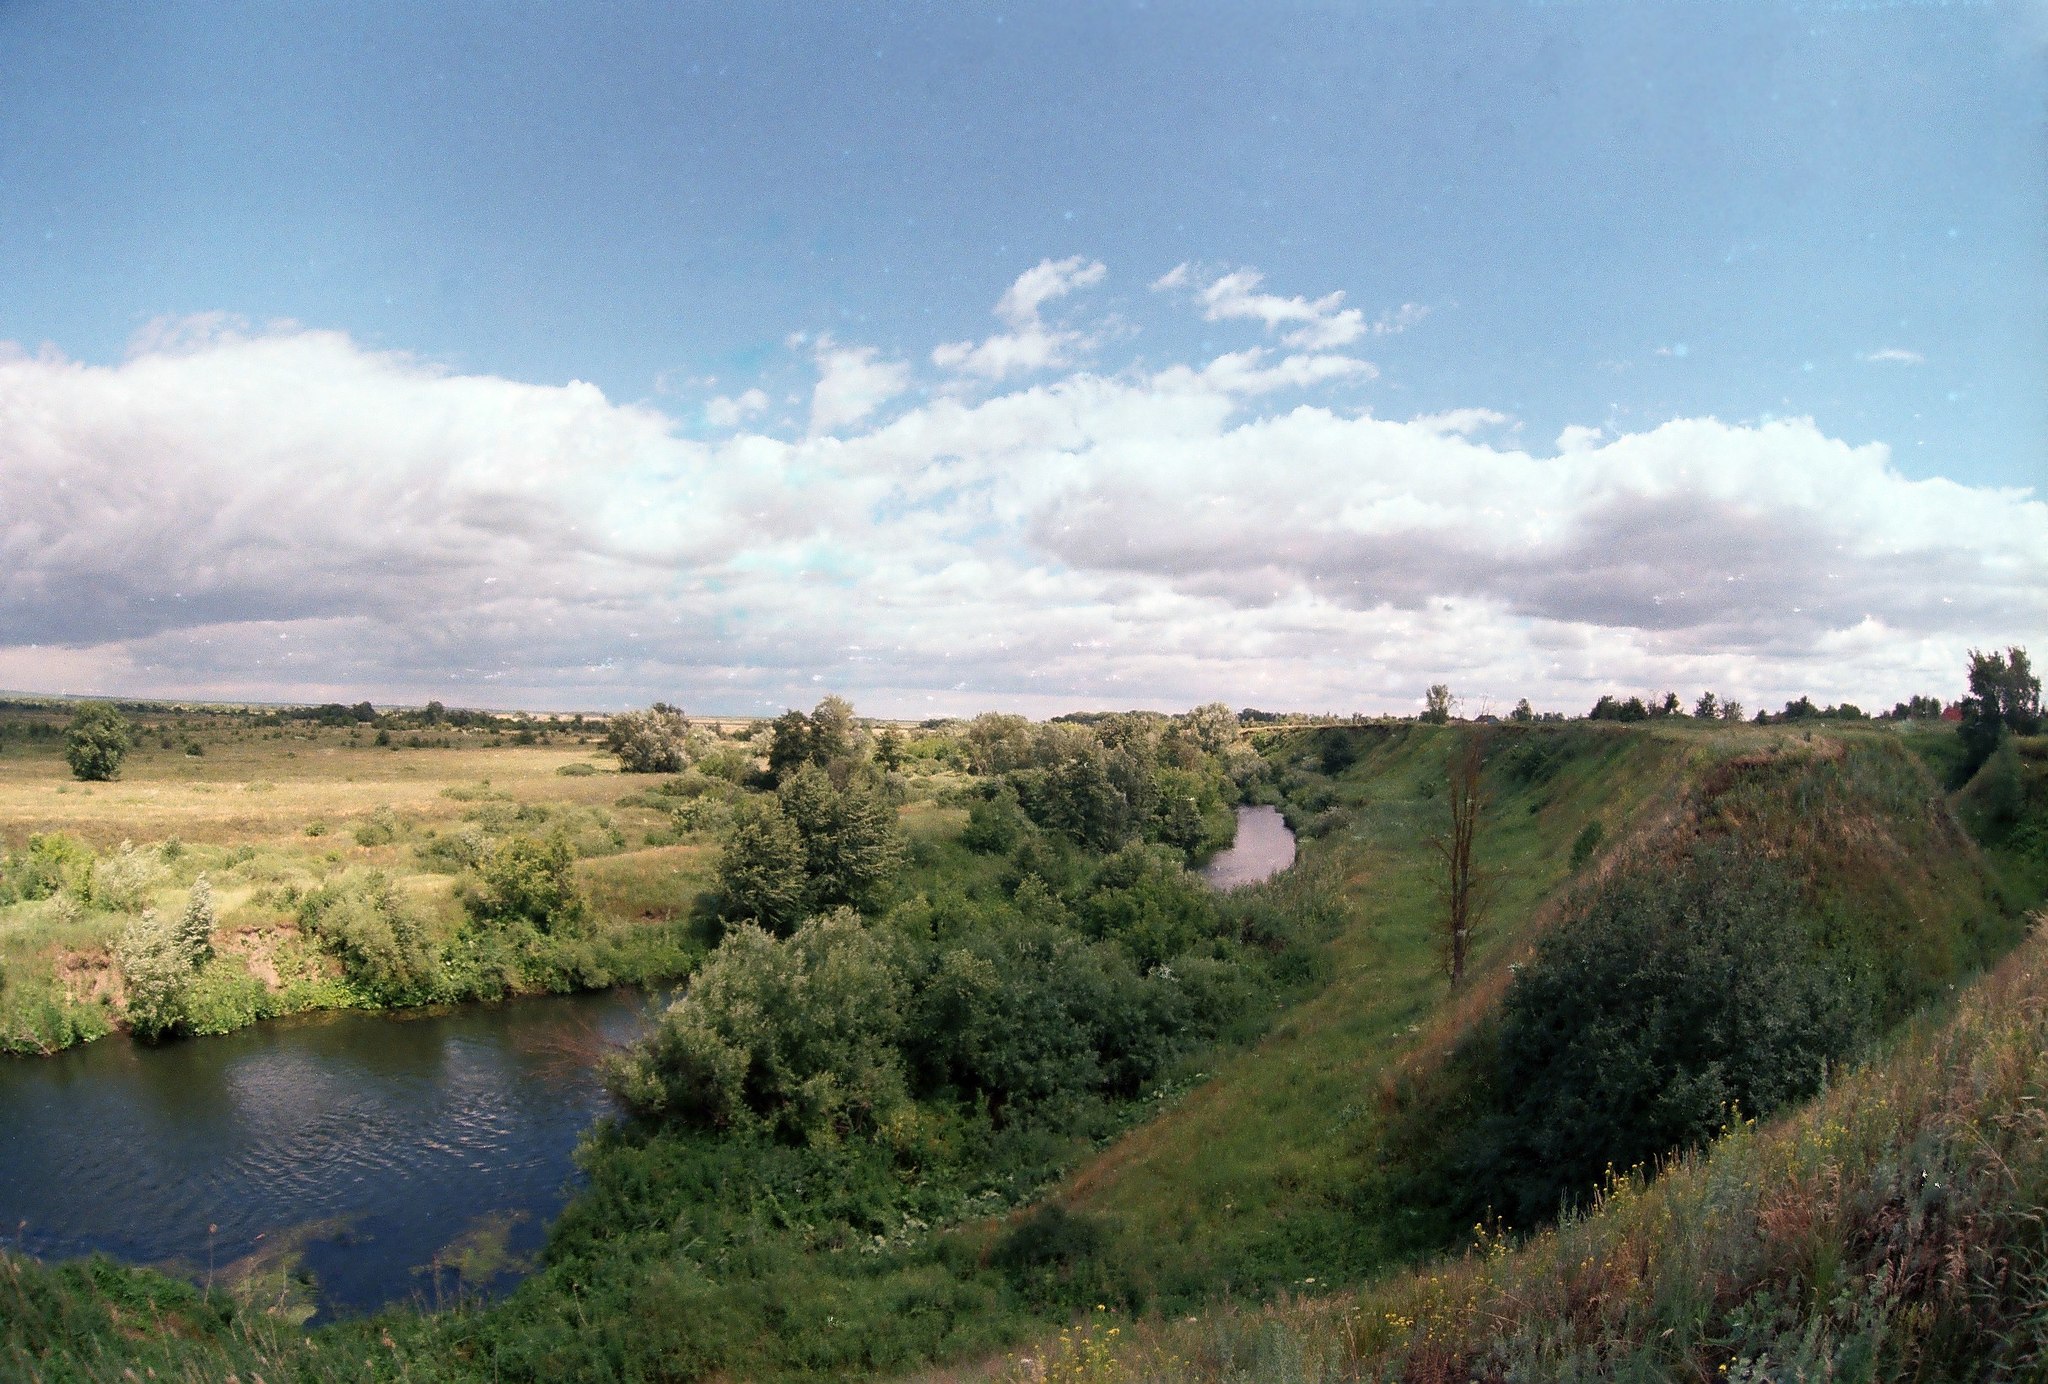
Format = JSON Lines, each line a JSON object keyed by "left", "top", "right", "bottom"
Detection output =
{"left": 1201, "top": 804, "right": 1298, "bottom": 890}
{"left": 0, "top": 988, "right": 651, "bottom": 1323}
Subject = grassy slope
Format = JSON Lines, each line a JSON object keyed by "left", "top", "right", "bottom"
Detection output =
{"left": 986, "top": 919, "right": 2048, "bottom": 1384}
{"left": 957, "top": 722, "right": 2039, "bottom": 1381}
{"left": 1032, "top": 721, "right": 1699, "bottom": 1305}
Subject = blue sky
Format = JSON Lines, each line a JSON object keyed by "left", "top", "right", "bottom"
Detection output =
{"left": 0, "top": 1, "right": 2042, "bottom": 715}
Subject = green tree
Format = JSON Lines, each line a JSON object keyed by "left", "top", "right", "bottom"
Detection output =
{"left": 1423, "top": 684, "right": 1454, "bottom": 724}
{"left": 717, "top": 798, "right": 810, "bottom": 934}
{"left": 1960, "top": 646, "right": 2041, "bottom": 775}
{"left": 605, "top": 705, "right": 690, "bottom": 773}
{"left": 807, "top": 694, "right": 857, "bottom": 765}
{"left": 1485, "top": 843, "right": 1864, "bottom": 1223}
{"left": 776, "top": 764, "right": 905, "bottom": 913}
{"left": 605, "top": 910, "right": 909, "bottom": 1144}
{"left": 302, "top": 872, "right": 441, "bottom": 1005}
{"left": 176, "top": 876, "right": 216, "bottom": 965}
{"left": 115, "top": 907, "right": 194, "bottom": 1040}
{"left": 467, "top": 834, "right": 586, "bottom": 935}
{"left": 766, "top": 709, "right": 816, "bottom": 780}
{"left": 64, "top": 702, "right": 132, "bottom": 782}
{"left": 1694, "top": 691, "right": 1720, "bottom": 720}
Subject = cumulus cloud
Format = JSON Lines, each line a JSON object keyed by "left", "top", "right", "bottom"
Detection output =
{"left": 1860, "top": 348, "right": 1926, "bottom": 365}
{"left": 1155, "top": 263, "right": 1373, "bottom": 351}
{"left": 932, "top": 256, "right": 1105, "bottom": 380}
{"left": 3, "top": 282, "right": 2040, "bottom": 716}
{"left": 809, "top": 339, "right": 911, "bottom": 434}
{"left": 705, "top": 387, "right": 770, "bottom": 427}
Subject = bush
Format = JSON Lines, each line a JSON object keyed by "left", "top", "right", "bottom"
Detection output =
{"left": 606, "top": 705, "right": 691, "bottom": 774}
{"left": 961, "top": 789, "right": 1027, "bottom": 855}
{"left": 64, "top": 702, "right": 131, "bottom": 781}
{"left": 301, "top": 872, "right": 442, "bottom": 1005}
{"left": 716, "top": 798, "right": 809, "bottom": 934}
{"left": 9, "top": 833, "right": 92, "bottom": 901}
{"left": 115, "top": 908, "right": 195, "bottom": 1040}
{"left": 465, "top": 834, "right": 586, "bottom": 936}
{"left": 88, "top": 841, "right": 156, "bottom": 913}
{"left": 1568, "top": 818, "right": 1604, "bottom": 870}
{"left": 351, "top": 806, "right": 403, "bottom": 846}
{"left": 606, "top": 910, "right": 910, "bottom": 1144}
{"left": 1481, "top": 843, "right": 1867, "bottom": 1223}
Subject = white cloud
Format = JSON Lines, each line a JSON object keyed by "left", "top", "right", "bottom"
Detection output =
{"left": 809, "top": 339, "right": 911, "bottom": 435}
{"left": 705, "top": 387, "right": 770, "bottom": 427}
{"left": 1157, "top": 264, "right": 1374, "bottom": 351}
{"left": 932, "top": 256, "right": 1105, "bottom": 380}
{"left": 995, "top": 256, "right": 1105, "bottom": 328}
{"left": 1860, "top": 348, "right": 1926, "bottom": 365}
{"left": 1372, "top": 303, "right": 1431, "bottom": 336}
{"left": 1413, "top": 408, "right": 1512, "bottom": 437}
{"left": 3, "top": 288, "right": 2039, "bottom": 717}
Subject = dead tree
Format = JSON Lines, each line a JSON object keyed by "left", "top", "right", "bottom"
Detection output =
{"left": 1431, "top": 734, "right": 1489, "bottom": 988}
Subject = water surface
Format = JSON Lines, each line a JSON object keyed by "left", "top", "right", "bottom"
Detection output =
{"left": 0, "top": 990, "right": 650, "bottom": 1321}
{"left": 1201, "top": 805, "right": 1298, "bottom": 890}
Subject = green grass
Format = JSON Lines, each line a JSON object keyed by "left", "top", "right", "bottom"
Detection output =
{"left": 0, "top": 715, "right": 740, "bottom": 1051}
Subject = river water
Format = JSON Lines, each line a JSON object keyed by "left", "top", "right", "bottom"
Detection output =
{"left": 1201, "top": 804, "right": 1298, "bottom": 890}
{"left": 0, "top": 989, "right": 651, "bottom": 1322}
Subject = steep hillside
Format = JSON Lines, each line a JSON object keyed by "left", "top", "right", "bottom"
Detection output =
{"left": 979, "top": 917, "right": 2048, "bottom": 1384}
{"left": 955, "top": 721, "right": 2021, "bottom": 1323}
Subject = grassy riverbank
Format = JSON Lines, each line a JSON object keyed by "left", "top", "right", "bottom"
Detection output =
{"left": 0, "top": 705, "right": 726, "bottom": 1052}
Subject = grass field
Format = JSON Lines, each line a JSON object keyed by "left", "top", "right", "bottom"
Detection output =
{"left": 0, "top": 706, "right": 729, "bottom": 1052}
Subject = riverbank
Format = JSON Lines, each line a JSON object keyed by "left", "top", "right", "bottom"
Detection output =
{"left": 0, "top": 717, "right": 737, "bottom": 1055}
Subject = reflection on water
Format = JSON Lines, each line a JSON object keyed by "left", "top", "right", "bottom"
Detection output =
{"left": 1201, "top": 805, "right": 1298, "bottom": 890}
{"left": 0, "top": 990, "right": 651, "bottom": 1321}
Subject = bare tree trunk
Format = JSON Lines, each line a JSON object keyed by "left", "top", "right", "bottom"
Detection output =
{"left": 1432, "top": 735, "right": 1486, "bottom": 988}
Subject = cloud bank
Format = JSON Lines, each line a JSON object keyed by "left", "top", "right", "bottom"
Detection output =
{"left": 2, "top": 265, "right": 2041, "bottom": 716}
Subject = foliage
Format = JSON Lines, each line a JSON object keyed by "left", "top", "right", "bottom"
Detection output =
{"left": 465, "top": 833, "right": 587, "bottom": 936}
{"left": 300, "top": 872, "right": 442, "bottom": 1006}
{"left": 114, "top": 907, "right": 197, "bottom": 1041}
{"left": 1588, "top": 693, "right": 1649, "bottom": 722}
{"left": 1421, "top": 684, "right": 1452, "bottom": 724}
{"left": 5, "top": 832, "right": 93, "bottom": 901}
{"left": 87, "top": 840, "right": 156, "bottom": 912}
{"left": 765, "top": 695, "right": 861, "bottom": 781}
{"left": 63, "top": 701, "right": 131, "bottom": 781}
{"left": 1567, "top": 818, "right": 1603, "bottom": 870}
{"left": 605, "top": 704, "right": 691, "bottom": 773}
{"left": 716, "top": 797, "right": 810, "bottom": 933}
{"left": 607, "top": 910, "right": 911, "bottom": 1144}
{"left": 776, "top": 763, "right": 905, "bottom": 913}
{"left": 1960, "top": 644, "right": 2041, "bottom": 776}
{"left": 962, "top": 786, "right": 1030, "bottom": 854}
{"left": 1481, "top": 842, "right": 1867, "bottom": 1223}
{"left": 176, "top": 875, "right": 217, "bottom": 964}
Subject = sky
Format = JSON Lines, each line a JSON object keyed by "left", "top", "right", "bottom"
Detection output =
{"left": 1, "top": 0, "right": 2043, "bottom": 718}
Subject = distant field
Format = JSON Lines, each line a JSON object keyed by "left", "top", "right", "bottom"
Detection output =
{"left": 0, "top": 708, "right": 736, "bottom": 1053}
